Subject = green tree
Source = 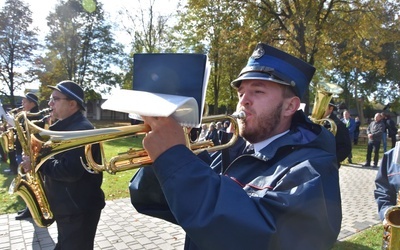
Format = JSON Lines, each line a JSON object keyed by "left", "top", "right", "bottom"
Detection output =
{"left": 39, "top": 0, "right": 126, "bottom": 101}
{"left": 177, "top": 0, "right": 248, "bottom": 114}
{"left": 327, "top": 0, "right": 400, "bottom": 123}
{"left": 0, "top": 0, "right": 39, "bottom": 107}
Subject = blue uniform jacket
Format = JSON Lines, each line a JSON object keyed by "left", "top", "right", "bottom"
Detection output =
{"left": 130, "top": 111, "right": 342, "bottom": 250}
{"left": 375, "top": 147, "right": 400, "bottom": 221}
{"left": 341, "top": 117, "right": 356, "bottom": 140}
{"left": 40, "top": 111, "right": 105, "bottom": 217}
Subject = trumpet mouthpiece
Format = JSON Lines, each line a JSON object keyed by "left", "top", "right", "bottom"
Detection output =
{"left": 232, "top": 111, "right": 246, "bottom": 120}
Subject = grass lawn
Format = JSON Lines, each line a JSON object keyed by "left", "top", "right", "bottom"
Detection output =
{"left": 0, "top": 121, "right": 390, "bottom": 249}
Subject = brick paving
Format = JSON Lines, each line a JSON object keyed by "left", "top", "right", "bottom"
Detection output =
{"left": 0, "top": 164, "right": 380, "bottom": 249}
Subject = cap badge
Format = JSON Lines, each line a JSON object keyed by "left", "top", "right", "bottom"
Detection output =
{"left": 251, "top": 44, "right": 265, "bottom": 59}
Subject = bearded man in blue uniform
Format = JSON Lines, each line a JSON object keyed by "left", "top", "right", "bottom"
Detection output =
{"left": 130, "top": 43, "right": 342, "bottom": 250}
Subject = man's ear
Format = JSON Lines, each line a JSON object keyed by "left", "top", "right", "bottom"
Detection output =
{"left": 284, "top": 96, "right": 301, "bottom": 116}
{"left": 70, "top": 100, "right": 79, "bottom": 110}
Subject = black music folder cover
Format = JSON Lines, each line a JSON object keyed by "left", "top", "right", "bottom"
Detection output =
{"left": 102, "top": 53, "right": 210, "bottom": 127}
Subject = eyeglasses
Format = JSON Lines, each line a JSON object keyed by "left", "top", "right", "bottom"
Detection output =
{"left": 49, "top": 96, "right": 68, "bottom": 102}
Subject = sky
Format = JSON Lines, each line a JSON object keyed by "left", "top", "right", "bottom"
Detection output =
{"left": 0, "top": 0, "right": 182, "bottom": 43}
{"left": 0, "top": 0, "right": 183, "bottom": 94}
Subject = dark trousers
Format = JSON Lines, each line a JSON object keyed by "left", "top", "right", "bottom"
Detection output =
{"left": 366, "top": 140, "right": 381, "bottom": 166}
{"left": 8, "top": 150, "right": 18, "bottom": 174}
{"left": 390, "top": 135, "right": 397, "bottom": 149}
{"left": 54, "top": 209, "right": 102, "bottom": 250}
{"left": 0, "top": 145, "right": 7, "bottom": 162}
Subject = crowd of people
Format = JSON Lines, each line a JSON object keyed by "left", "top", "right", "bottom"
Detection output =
{"left": 322, "top": 104, "right": 399, "bottom": 168}
{"left": 0, "top": 43, "right": 399, "bottom": 249}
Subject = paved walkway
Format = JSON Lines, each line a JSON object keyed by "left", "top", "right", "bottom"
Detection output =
{"left": 0, "top": 164, "right": 381, "bottom": 250}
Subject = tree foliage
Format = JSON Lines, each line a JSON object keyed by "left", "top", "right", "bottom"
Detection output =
{"left": 176, "top": 0, "right": 400, "bottom": 118}
{"left": 39, "top": 0, "right": 127, "bottom": 101}
{"left": 0, "top": 0, "right": 39, "bottom": 107}
{"left": 2, "top": 0, "right": 400, "bottom": 120}
{"left": 176, "top": 0, "right": 250, "bottom": 114}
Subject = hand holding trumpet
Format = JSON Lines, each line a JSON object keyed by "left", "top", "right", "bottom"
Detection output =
{"left": 142, "top": 116, "right": 187, "bottom": 161}
{"left": 20, "top": 154, "right": 32, "bottom": 173}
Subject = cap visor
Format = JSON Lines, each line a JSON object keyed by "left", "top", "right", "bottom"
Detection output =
{"left": 231, "top": 72, "right": 290, "bottom": 88}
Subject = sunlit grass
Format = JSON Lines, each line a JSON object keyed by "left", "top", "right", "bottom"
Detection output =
{"left": 333, "top": 224, "right": 384, "bottom": 250}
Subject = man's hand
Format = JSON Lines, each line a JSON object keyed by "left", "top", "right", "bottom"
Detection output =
{"left": 21, "top": 155, "right": 32, "bottom": 173}
{"left": 142, "top": 116, "right": 186, "bottom": 161}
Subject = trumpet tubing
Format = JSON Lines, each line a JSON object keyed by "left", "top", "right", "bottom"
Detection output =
{"left": 84, "top": 112, "right": 245, "bottom": 174}
{"left": 9, "top": 110, "right": 245, "bottom": 228}
{"left": 30, "top": 122, "right": 151, "bottom": 172}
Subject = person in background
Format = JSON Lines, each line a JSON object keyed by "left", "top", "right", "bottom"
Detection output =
{"left": 341, "top": 110, "right": 356, "bottom": 164}
{"left": 21, "top": 81, "right": 105, "bottom": 250}
{"left": 14, "top": 92, "right": 44, "bottom": 220}
{"left": 198, "top": 123, "right": 208, "bottom": 142}
{"left": 129, "top": 43, "right": 342, "bottom": 249}
{"left": 382, "top": 112, "right": 397, "bottom": 150}
{"left": 3, "top": 106, "right": 23, "bottom": 176}
{"left": 205, "top": 122, "right": 220, "bottom": 146}
{"left": 323, "top": 100, "right": 351, "bottom": 168}
{"left": 354, "top": 116, "right": 361, "bottom": 145}
{"left": 363, "top": 113, "right": 385, "bottom": 168}
{"left": 381, "top": 112, "right": 388, "bottom": 152}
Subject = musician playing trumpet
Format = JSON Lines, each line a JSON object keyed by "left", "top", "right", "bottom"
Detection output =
{"left": 21, "top": 81, "right": 105, "bottom": 250}
{"left": 130, "top": 43, "right": 342, "bottom": 249}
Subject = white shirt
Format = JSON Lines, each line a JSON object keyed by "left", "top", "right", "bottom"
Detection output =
{"left": 252, "top": 130, "right": 290, "bottom": 153}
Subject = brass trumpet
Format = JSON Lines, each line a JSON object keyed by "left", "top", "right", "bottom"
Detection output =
{"left": 15, "top": 110, "right": 244, "bottom": 174}
{"left": 9, "top": 106, "right": 23, "bottom": 115}
{"left": 9, "top": 110, "right": 244, "bottom": 227}
{"left": 84, "top": 112, "right": 245, "bottom": 174}
{"left": 0, "top": 108, "right": 52, "bottom": 155}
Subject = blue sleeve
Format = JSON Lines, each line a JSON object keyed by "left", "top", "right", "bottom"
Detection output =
{"left": 375, "top": 149, "right": 399, "bottom": 221}
{"left": 147, "top": 145, "right": 339, "bottom": 249}
{"left": 129, "top": 167, "right": 178, "bottom": 224}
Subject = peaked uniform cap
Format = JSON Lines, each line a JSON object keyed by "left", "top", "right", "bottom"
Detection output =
{"left": 231, "top": 43, "right": 316, "bottom": 99}
{"left": 48, "top": 80, "right": 86, "bottom": 111}
{"left": 25, "top": 92, "right": 39, "bottom": 107}
{"left": 329, "top": 99, "right": 338, "bottom": 111}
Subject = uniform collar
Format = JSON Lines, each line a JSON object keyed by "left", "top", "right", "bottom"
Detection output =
{"left": 253, "top": 130, "right": 290, "bottom": 153}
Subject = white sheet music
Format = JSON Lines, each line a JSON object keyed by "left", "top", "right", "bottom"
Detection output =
{"left": 101, "top": 89, "right": 199, "bottom": 127}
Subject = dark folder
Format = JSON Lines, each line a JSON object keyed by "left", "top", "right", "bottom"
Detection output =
{"left": 133, "top": 53, "right": 209, "bottom": 125}
{"left": 102, "top": 53, "right": 210, "bottom": 127}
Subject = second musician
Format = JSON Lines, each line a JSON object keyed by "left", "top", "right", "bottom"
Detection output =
{"left": 21, "top": 81, "right": 105, "bottom": 250}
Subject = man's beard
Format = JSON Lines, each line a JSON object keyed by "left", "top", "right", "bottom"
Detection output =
{"left": 239, "top": 101, "right": 283, "bottom": 143}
